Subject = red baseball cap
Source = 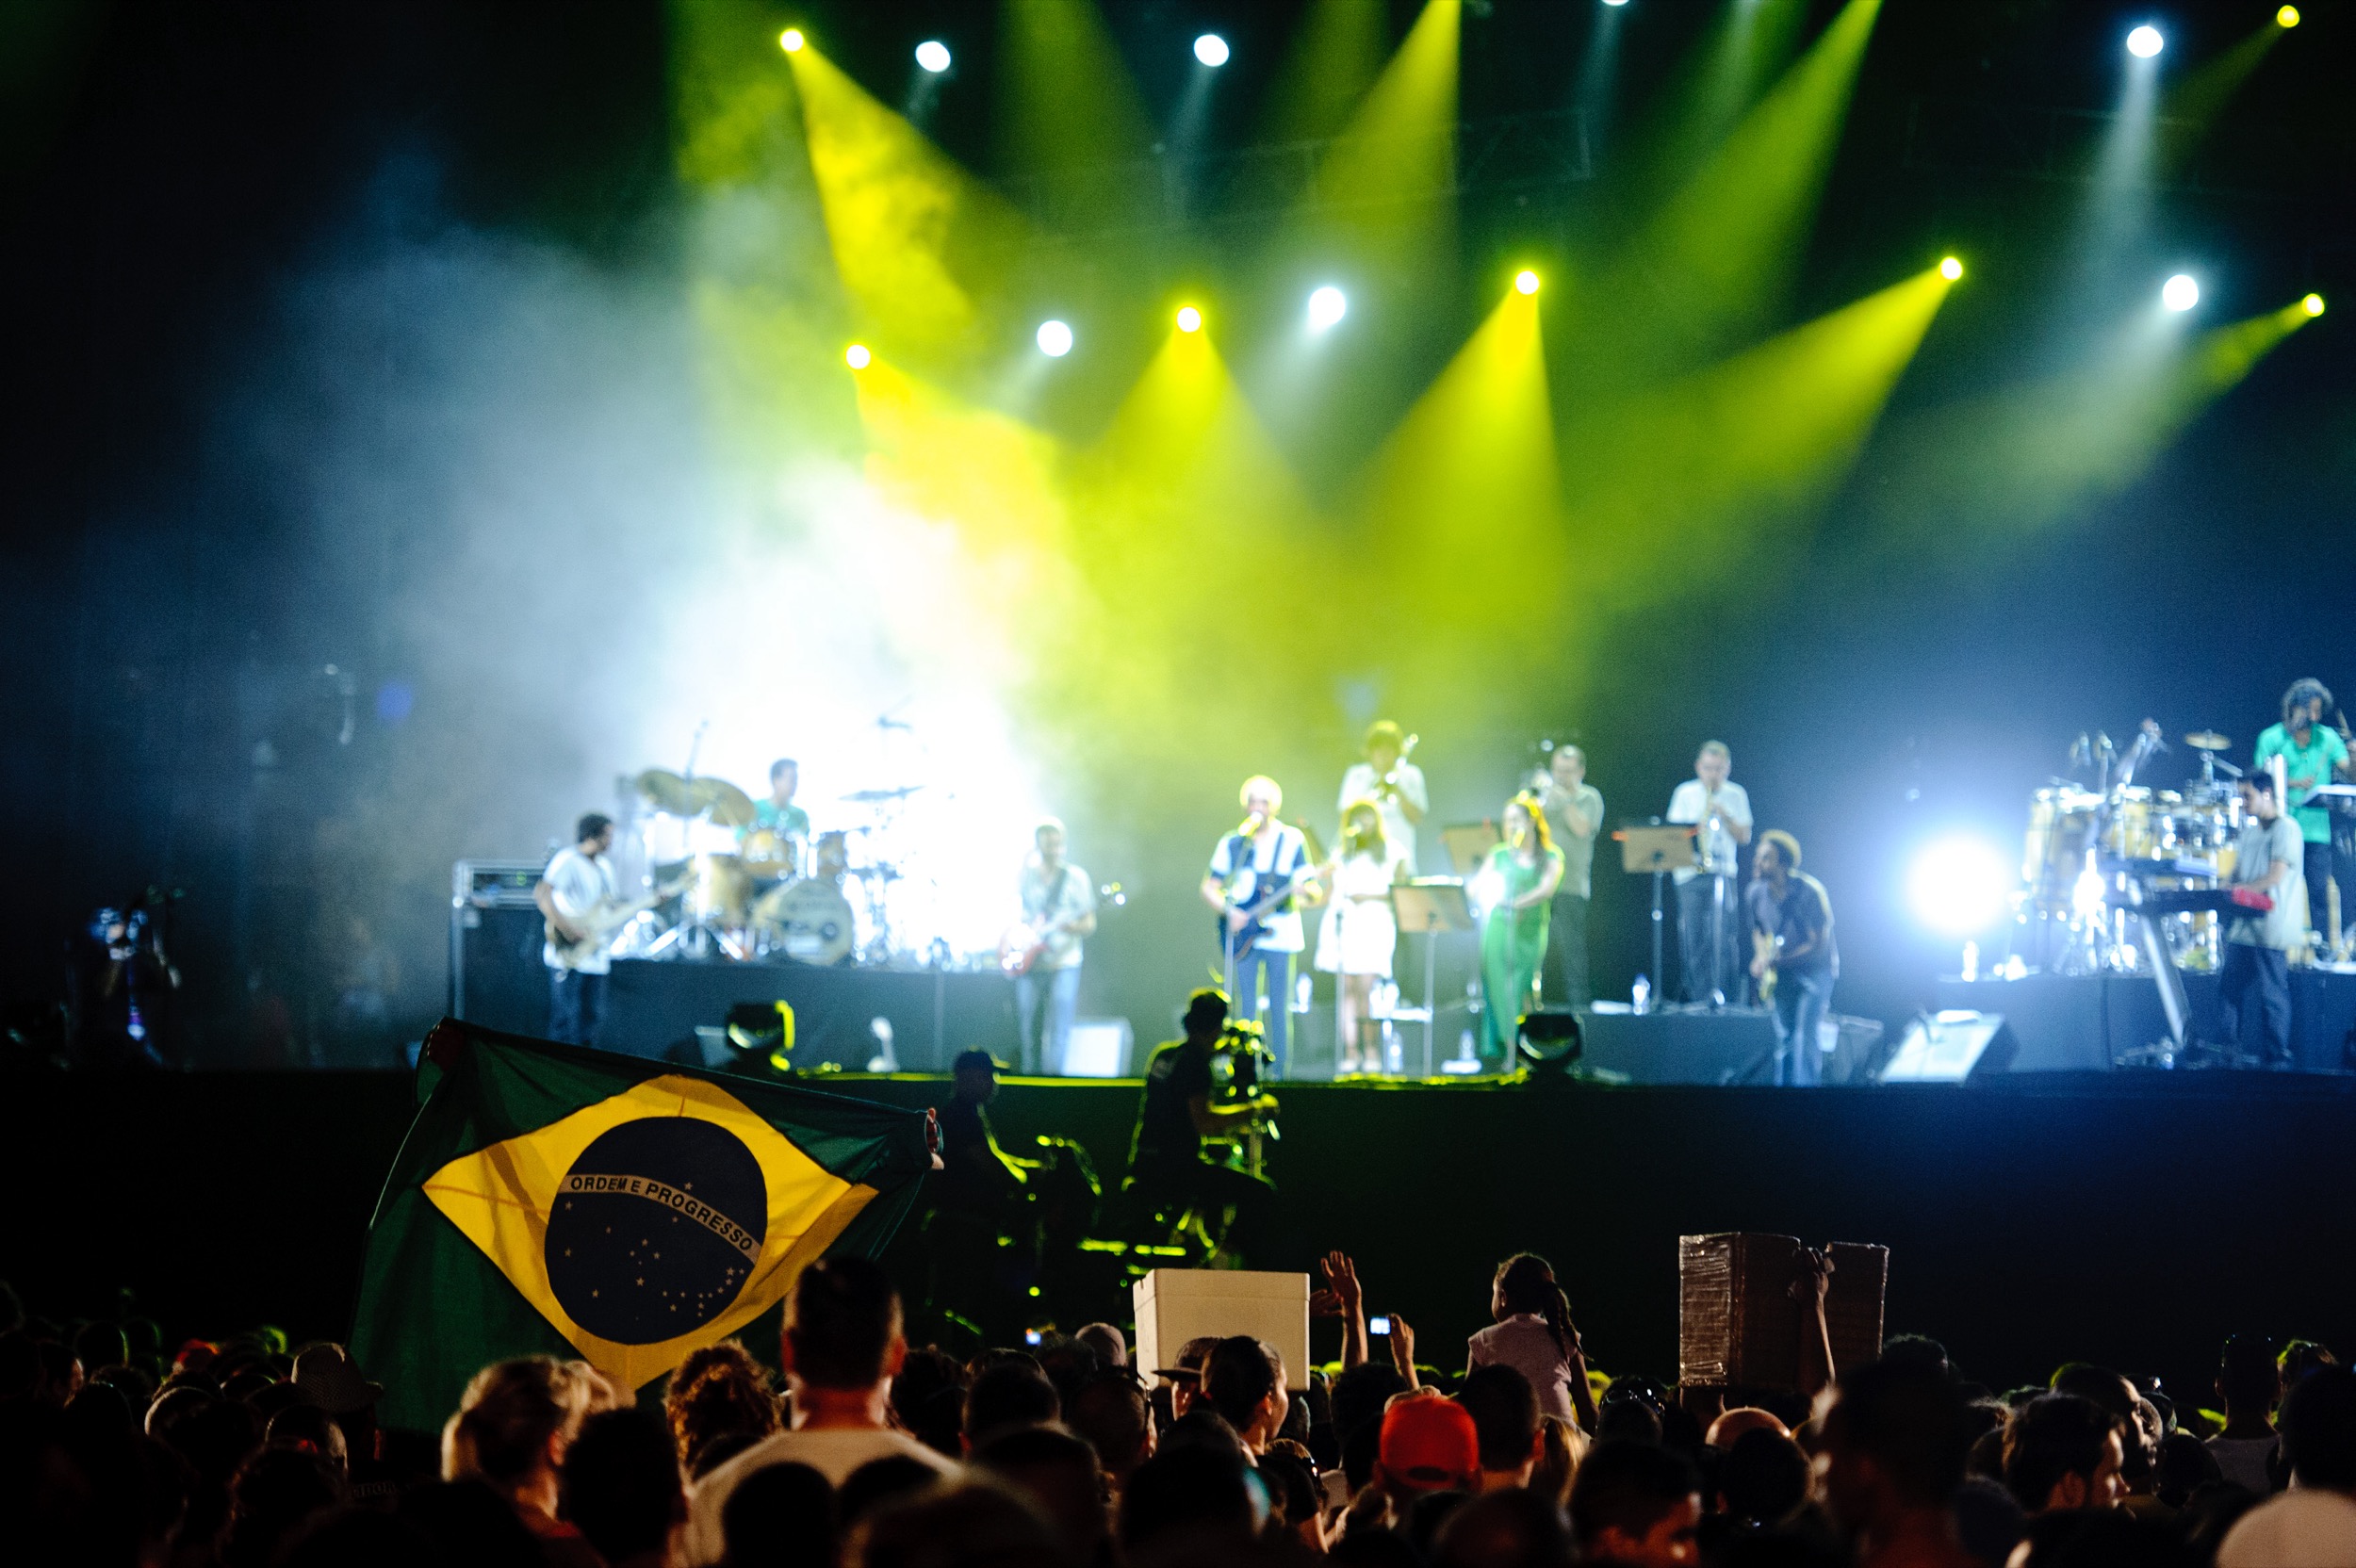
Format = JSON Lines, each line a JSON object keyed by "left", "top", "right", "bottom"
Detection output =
{"left": 1380, "top": 1394, "right": 1481, "bottom": 1490}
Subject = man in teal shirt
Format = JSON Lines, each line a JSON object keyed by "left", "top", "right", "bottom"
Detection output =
{"left": 2252, "top": 678, "right": 2348, "bottom": 939}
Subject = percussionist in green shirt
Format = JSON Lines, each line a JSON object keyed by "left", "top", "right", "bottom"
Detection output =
{"left": 2252, "top": 678, "right": 2350, "bottom": 940}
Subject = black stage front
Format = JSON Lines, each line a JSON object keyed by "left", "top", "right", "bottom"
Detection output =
{"left": 10, "top": 1064, "right": 2356, "bottom": 1406}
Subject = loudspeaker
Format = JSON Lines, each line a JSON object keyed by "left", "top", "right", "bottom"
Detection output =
{"left": 1577, "top": 1006, "right": 1779, "bottom": 1085}
{"left": 1876, "top": 1011, "right": 2019, "bottom": 1082}
{"left": 450, "top": 905, "right": 548, "bottom": 1037}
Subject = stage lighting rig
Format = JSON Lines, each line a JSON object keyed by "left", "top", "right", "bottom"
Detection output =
{"left": 1306, "top": 286, "right": 1348, "bottom": 331}
{"left": 2303, "top": 294, "right": 2326, "bottom": 318}
{"left": 2277, "top": 6, "right": 2299, "bottom": 26}
{"left": 1175, "top": 305, "right": 1203, "bottom": 334}
{"left": 1194, "top": 34, "right": 1230, "bottom": 68}
{"left": 844, "top": 343, "right": 872, "bottom": 369}
{"left": 2161, "top": 274, "right": 2199, "bottom": 312}
{"left": 915, "top": 40, "right": 952, "bottom": 74}
{"left": 1513, "top": 270, "right": 1541, "bottom": 296}
{"left": 1036, "top": 319, "right": 1073, "bottom": 357}
{"left": 779, "top": 27, "right": 805, "bottom": 53}
{"left": 1939, "top": 256, "right": 1964, "bottom": 282}
{"left": 2125, "top": 24, "right": 2164, "bottom": 58}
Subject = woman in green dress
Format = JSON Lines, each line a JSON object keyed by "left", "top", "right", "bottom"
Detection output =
{"left": 1481, "top": 792, "right": 1564, "bottom": 1065}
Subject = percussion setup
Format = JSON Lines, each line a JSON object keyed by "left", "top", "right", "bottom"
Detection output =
{"left": 609, "top": 765, "right": 942, "bottom": 971}
{"left": 2014, "top": 725, "right": 2259, "bottom": 975}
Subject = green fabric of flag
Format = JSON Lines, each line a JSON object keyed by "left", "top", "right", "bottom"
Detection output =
{"left": 351, "top": 1018, "right": 932, "bottom": 1432}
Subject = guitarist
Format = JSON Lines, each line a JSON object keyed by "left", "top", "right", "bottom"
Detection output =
{"left": 535, "top": 813, "right": 619, "bottom": 1046}
{"left": 1199, "top": 776, "right": 1321, "bottom": 1079}
{"left": 1745, "top": 830, "right": 1836, "bottom": 1086}
{"left": 1013, "top": 818, "right": 1098, "bottom": 1075}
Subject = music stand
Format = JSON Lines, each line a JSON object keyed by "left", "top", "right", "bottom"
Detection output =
{"left": 1393, "top": 878, "right": 1476, "bottom": 1077}
{"left": 1439, "top": 823, "right": 1502, "bottom": 877}
{"left": 1616, "top": 825, "right": 1697, "bottom": 1002}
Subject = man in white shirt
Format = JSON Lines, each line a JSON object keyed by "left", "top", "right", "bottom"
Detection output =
{"left": 684, "top": 1258, "right": 956, "bottom": 1563}
{"left": 1201, "top": 776, "right": 1320, "bottom": 1079}
{"left": 534, "top": 813, "right": 619, "bottom": 1046}
{"left": 1665, "top": 743, "right": 1752, "bottom": 1005}
{"left": 1014, "top": 819, "right": 1098, "bottom": 1076}
{"left": 1338, "top": 720, "right": 1428, "bottom": 874}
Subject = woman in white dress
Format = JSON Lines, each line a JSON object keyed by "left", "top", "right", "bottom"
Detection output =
{"left": 1317, "top": 797, "right": 1406, "bottom": 1075}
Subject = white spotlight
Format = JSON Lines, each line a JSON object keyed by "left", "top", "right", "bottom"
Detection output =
{"left": 1906, "top": 836, "right": 2014, "bottom": 939}
{"left": 915, "top": 39, "right": 952, "bottom": 73}
{"left": 2162, "top": 273, "right": 2200, "bottom": 312}
{"left": 1603, "top": 0, "right": 1629, "bottom": 7}
{"left": 1036, "top": 319, "right": 1073, "bottom": 358}
{"left": 2126, "top": 24, "right": 2164, "bottom": 58}
{"left": 1193, "top": 33, "right": 1230, "bottom": 68}
{"left": 1306, "top": 286, "right": 1348, "bottom": 332}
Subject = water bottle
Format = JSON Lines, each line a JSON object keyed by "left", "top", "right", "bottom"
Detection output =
{"left": 1632, "top": 973, "right": 1651, "bottom": 1015}
{"left": 1294, "top": 972, "right": 1313, "bottom": 1013}
{"left": 1960, "top": 941, "right": 1980, "bottom": 983}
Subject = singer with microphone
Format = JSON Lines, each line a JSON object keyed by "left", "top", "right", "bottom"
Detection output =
{"left": 1201, "top": 776, "right": 1321, "bottom": 1079}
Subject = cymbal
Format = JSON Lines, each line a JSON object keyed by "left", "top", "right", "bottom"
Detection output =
{"left": 633, "top": 768, "right": 702, "bottom": 817}
{"left": 632, "top": 768, "right": 757, "bottom": 826}
{"left": 843, "top": 785, "right": 924, "bottom": 804}
{"left": 2184, "top": 731, "right": 2232, "bottom": 752}
{"left": 693, "top": 776, "right": 757, "bottom": 828}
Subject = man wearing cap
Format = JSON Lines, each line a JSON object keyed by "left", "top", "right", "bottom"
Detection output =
{"left": 1378, "top": 1393, "right": 1481, "bottom": 1501}
{"left": 936, "top": 1050, "right": 1028, "bottom": 1219}
{"left": 292, "top": 1343, "right": 395, "bottom": 1503}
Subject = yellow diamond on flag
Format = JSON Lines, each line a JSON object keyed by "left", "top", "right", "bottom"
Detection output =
{"left": 422, "top": 1073, "right": 878, "bottom": 1390}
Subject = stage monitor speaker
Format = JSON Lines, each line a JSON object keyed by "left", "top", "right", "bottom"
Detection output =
{"left": 1579, "top": 1006, "right": 1779, "bottom": 1085}
{"left": 1060, "top": 1017, "right": 1134, "bottom": 1078}
{"left": 450, "top": 904, "right": 548, "bottom": 1037}
{"left": 1132, "top": 1268, "right": 1310, "bottom": 1391}
{"left": 1876, "top": 1011, "right": 2018, "bottom": 1083}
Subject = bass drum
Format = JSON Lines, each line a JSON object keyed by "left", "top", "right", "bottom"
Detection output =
{"left": 753, "top": 879, "right": 856, "bottom": 967}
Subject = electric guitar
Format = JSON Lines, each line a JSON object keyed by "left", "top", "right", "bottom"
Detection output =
{"left": 546, "top": 875, "right": 685, "bottom": 969}
{"left": 1753, "top": 929, "right": 1780, "bottom": 1004}
{"left": 999, "top": 878, "right": 1122, "bottom": 977}
{"left": 1218, "top": 830, "right": 1319, "bottom": 965}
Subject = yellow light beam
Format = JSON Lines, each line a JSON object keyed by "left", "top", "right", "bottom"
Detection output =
{"left": 785, "top": 40, "right": 1028, "bottom": 369}
{"left": 1568, "top": 262, "right": 1954, "bottom": 607}
{"left": 993, "top": 0, "right": 1156, "bottom": 183}
{"left": 1257, "top": 0, "right": 1390, "bottom": 146}
{"left": 1580, "top": 0, "right": 1884, "bottom": 385}
{"left": 1295, "top": 0, "right": 1460, "bottom": 286}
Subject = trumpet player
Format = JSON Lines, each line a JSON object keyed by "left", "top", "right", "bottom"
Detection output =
{"left": 1337, "top": 720, "right": 1428, "bottom": 874}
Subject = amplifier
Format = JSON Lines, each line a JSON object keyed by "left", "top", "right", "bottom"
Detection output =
{"left": 454, "top": 858, "right": 548, "bottom": 909}
{"left": 450, "top": 858, "right": 554, "bottom": 1036}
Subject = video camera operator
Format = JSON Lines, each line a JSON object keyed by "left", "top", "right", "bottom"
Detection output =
{"left": 1123, "top": 988, "right": 1279, "bottom": 1265}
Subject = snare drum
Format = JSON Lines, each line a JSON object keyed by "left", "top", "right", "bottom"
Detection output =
{"left": 739, "top": 826, "right": 799, "bottom": 880}
{"left": 684, "top": 852, "right": 754, "bottom": 928}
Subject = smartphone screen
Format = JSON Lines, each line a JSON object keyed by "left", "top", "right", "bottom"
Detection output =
{"left": 1367, "top": 1315, "right": 1392, "bottom": 1336}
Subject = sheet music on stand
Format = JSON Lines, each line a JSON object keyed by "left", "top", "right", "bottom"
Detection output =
{"left": 1393, "top": 878, "right": 1477, "bottom": 1078}
{"left": 1615, "top": 824, "right": 1697, "bottom": 1006}
{"left": 1438, "top": 823, "right": 1502, "bottom": 876}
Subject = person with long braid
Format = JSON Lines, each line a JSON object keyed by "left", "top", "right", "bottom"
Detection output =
{"left": 1465, "top": 1253, "right": 1600, "bottom": 1433}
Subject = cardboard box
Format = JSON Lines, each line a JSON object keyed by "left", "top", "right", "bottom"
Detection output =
{"left": 1677, "top": 1233, "right": 1889, "bottom": 1390}
{"left": 1132, "top": 1268, "right": 1312, "bottom": 1390}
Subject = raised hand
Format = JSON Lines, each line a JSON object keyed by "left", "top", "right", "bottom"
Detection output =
{"left": 1388, "top": 1313, "right": 1418, "bottom": 1388}
{"left": 1319, "top": 1251, "right": 1363, "bottom": 1315}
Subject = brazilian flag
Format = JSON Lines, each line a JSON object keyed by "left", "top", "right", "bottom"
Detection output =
{"left": 351, "top": 1019, "right": 932, "bottom": 1432}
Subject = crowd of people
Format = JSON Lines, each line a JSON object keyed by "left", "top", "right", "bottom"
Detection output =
{"left": 5, "top": 1255, "right": 2352, "bottom": 1568}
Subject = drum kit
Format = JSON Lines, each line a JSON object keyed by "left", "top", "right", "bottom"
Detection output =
{"left": 612, "top": 766, "right": 933, "bottom": 969}
{"left": 2016, "top": 726, "right": 2250, "bottom": 974}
